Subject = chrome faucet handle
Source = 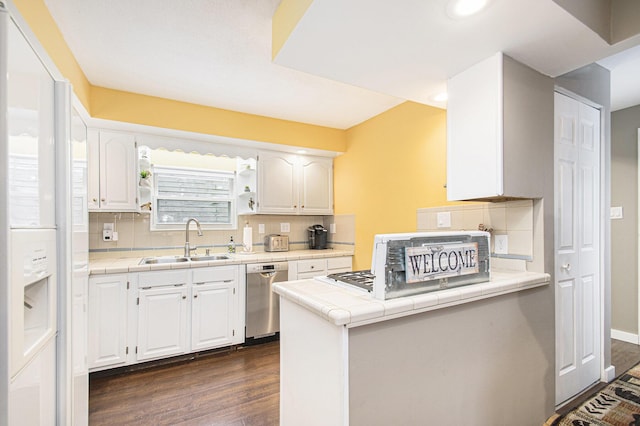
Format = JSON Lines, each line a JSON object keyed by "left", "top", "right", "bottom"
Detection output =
{"left": 206, "top": 248, "right": 210, "bottom": 256}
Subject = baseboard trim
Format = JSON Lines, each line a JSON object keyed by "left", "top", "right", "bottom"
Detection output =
{"left": 611, "top": 329, "right": 640, "bottom": 344}
{"left": 603, "top": 365, "right": 616, "bottom": 382}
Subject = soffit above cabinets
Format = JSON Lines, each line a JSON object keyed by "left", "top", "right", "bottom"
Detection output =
{"left": 44, "top": 0, "right": 640, "bottom": 130}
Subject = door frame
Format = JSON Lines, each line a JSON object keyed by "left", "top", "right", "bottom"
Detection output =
{"left": 554, "top": 87, "right": 611, "bottom": 406}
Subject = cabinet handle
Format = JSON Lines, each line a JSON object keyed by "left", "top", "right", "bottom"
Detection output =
{"left": 182, "top": 295, "right": 186, "bottom": 299}
{"left": 92, "top": 198, "right": 97, "bottom": 203}
{"left": 194, "top": 294, "right": 198, "bottom": 298}
{"left": 101, "top": 198, "right": 106, "bottom": 202}
{"left": 294, "top": 205, "right": 297, "bottom": 208}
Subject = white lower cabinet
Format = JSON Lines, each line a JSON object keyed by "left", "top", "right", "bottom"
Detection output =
{"left": 191, "top": 266, "right": 241, "bottom": 351}
{"left": 136, "top": 285, "right": 189, "bottom": 361}
{"left": 88, "top": 274, "right": 129, "bottom": 370}
{"left": 88, "top": 265, "right": 245, "bottom": 372}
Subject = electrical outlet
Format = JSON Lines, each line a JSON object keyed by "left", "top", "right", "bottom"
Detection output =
{"left": 280, "top": 223, "right": 290, "bottom": 233}
{"left": 330, "top": 223, "right": 336, "bottom": 234}
{"left": 258, "top": 224, "right": 265, "bottom": 234}
{"left": 494, "top": 234, "right": 508, "bottom": 255}
{"left": 437, "top": 212, "right": 451, "bottom": 228}
{"left": 610, "top": 206, "right": 623, "bottom": 219}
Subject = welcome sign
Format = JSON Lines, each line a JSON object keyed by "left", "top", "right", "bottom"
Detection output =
{"left": 405, "top": 242, "right": 479, "bottom": 284}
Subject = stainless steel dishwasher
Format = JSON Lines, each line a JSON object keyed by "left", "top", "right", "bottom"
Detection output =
{"left": 246, "top": 261, "right": 288, "bottom": 340}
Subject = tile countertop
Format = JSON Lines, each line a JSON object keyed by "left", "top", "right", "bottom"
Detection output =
{"left": 89, "top": 249, "right": 354, "bottom": 275}
{"left": 272, "top": 269, "right": 550, "bottom": 328}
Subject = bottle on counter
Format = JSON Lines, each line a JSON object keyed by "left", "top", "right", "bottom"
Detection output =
{"left": 228, "top": 236, "right": 236, "bottom": 253}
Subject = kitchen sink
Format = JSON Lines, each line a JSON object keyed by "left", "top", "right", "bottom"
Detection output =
{"left": 189, "top": 255, "right": 231, "bottom": 261}
{"left": 139, "top": 254, "right": 231, "bottom": 265}
{"left": 140, "top": 256, "right": 189, "bottom": 265}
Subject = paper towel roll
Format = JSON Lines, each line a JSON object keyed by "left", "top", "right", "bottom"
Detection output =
{"left": 243, "top": 226, "right": 253, "bottom": 252}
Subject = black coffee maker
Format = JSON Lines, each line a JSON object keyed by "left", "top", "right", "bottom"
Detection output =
{"left": 307, "top": 224, "right": 328, "bottom": 249}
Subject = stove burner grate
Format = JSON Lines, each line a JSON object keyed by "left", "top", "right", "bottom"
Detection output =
{"left": 326, "top": 270, "right": 375, "bottom": 292}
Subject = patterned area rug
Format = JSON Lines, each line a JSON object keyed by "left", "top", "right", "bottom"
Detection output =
{"left": 549, "top": 363, "right": 640, "bottom": 425}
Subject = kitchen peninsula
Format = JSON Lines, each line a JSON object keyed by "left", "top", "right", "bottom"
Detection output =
{"left": 273, "top": 265, "right": 551, "bottom": 425}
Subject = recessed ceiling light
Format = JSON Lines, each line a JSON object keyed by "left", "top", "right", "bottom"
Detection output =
{"left": 432, "top": 92, "right": 448, "bottom": 102}
{"left": 447, "top": 0, "right": 489, "bottom": 18}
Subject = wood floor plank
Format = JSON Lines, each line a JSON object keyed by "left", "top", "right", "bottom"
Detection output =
{"left": 89, "top": 341, "right": 280, "bottom": 425}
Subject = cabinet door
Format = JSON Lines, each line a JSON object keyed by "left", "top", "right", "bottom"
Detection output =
{"left": 98, "top": 131, "right": 138, "bottom": 211}
{"left": 88, "top": 275, "right": 128, "bottom": 370}
{"left": 136, "top": 286, "right": 189, "bottom": 361}
{"left": 257, "top": 152, "right": 298, "bottom": 214}
{"left": 446, "top": 52, "right": 503, "bottom": 200}
{"left": 300, "top": 156, "right": 333, "bottom": 215}
{"left": 191, "top": 282, "right": 234, "bottom": 351}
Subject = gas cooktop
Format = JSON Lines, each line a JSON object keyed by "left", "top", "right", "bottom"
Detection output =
{"left": 325, "top": 270, "right": 375, "bottom": 292}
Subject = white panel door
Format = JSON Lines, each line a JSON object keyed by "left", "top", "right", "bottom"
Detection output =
{"left": 136, "top": 286, "right": 188, "bottom": 361}
{"left": 554, "top": 92, "right": 601, "bottom": 405}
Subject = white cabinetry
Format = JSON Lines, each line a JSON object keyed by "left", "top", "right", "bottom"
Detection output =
{"left": 135, "top": 270, "right": 189, "bottom": 361}
{"left": 257, "top": 151, "right": 333, "bottom": 215}
{"left": 289, "top": 256, "right": 352, "bottom": 280}
{"left": 446, "top": 52, "right": 553, "bottom": 201}
{"left": 191, "top": 266, "right": 242, "bottom": 350}
{"left": 88, "top": 129, "right": 139, "bottom": 211}
{"left": 136, "top": 286, "right": 189, "bottom": 361}
{"left": 88, "top": 274, "right": 129, "bottom": 370}
{"left": 88, "top": 265, "right": 244, "bottom": 371}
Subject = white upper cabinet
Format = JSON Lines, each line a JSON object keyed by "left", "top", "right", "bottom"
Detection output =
{"left": 257, "top": 151, "right": 333, "bottom": 215}
{"left": 446, "top": 52, "right": 553, "bottom": 201}
{"left": 299, "top": 156, "right": 333, "bottom": 215}
{"left": 88, "top": 129, "right": 139, "bottom": 211}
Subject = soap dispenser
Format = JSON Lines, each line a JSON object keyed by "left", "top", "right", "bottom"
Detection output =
{"left": 228, "top": 236, "right": 236, "bottom": 253}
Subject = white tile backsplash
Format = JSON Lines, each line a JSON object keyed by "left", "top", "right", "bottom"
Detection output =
{"left": 417, "top": 200, "right": 533, "bottom": 258}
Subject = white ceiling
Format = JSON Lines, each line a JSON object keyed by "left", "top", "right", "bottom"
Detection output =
{"left": 43, "top": 0, "right": 640, "bottom": 130}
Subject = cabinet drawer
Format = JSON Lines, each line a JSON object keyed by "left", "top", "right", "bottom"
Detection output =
{"left": 297, "top": 259, "right": 327, "bottom": 274}
{"left": 327, "top": 257, "right": 352, "bottom": 271}
{"left": 192, "top": 266, "right": 237, "bottom": 284}
{"left": 138, "top": 270, "right": 188, "bottom": 288}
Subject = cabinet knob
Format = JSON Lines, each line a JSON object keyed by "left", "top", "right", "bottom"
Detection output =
{"left": 194, "top": 294, "right": 198, "bottom": 298}
{"left": 182, "top": 295, "right": 186, "bottom": 299}
{"left": 101, "top": 198, "right": 106, "bottom": 202}
{"left": 92, "top": 198, "right": 97, "bottom": 202}
{"left": 301, "top": 205, "right": 305, "bottom": 209}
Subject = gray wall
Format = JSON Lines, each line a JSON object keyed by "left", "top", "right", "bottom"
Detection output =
{"left": 611, "top": 105, "right": 640, "bottom": 334}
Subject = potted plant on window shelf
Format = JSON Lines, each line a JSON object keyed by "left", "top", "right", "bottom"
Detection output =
{"left": 140, "top": 170, "right": 152, "bottom": 188}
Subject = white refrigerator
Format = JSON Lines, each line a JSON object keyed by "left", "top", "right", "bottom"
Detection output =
{"left": 0, "top": 2, "right": 88, "bottom": 424}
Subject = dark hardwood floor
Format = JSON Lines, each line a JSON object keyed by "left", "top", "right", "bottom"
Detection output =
{"left": 89, "top": 341, "right": 279, "bottom": 425}
{"left": 89, "top": 338, "right": 640, "bottom": 424}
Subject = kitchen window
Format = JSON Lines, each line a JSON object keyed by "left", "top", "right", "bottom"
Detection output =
{"left": 151, "top": 166, "right": 237, "bottom": 230}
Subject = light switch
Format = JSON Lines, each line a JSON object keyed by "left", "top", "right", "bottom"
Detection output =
{"left": 495, "top": 234, "right": 508, "bottom": 255}
{"left": 437, "top": 212, "right": 451, "bottom": 228}
{"left": 610, "top": 206, "right": 623, "bottom": 219}
{"left": 330, "top": 223, "right": 336, "bottom": 233}
{"left": 280, "top": 223, "right": 290, "bottom": 233}
{"left": 258, "top": 224, "right": 265, "bottom": 234}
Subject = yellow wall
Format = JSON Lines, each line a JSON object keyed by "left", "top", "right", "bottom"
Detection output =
{"left": 91, "top": 87, "right": 347, "bottom": 151}
{"left": 335, "top": 102, "right": 451, "bottom": 270}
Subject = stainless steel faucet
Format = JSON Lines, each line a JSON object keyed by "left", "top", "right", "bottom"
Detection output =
{"left": 184, "top": 218, "right": 203, "bottom": 257}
